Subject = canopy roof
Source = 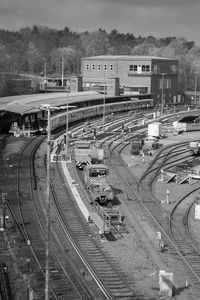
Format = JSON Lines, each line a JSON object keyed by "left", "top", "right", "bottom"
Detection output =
{"left": 0, "top": 91, "right": 106, "bottom": 115}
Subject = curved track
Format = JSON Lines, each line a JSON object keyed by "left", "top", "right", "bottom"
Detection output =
{"left": 0, "top": 136, "right": 96, "bottom": 299}
{"left": 107, "top": 138, "right": 200, "bottom": 292}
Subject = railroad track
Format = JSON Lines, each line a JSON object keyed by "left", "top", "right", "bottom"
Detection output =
{"left": 0, "top": 136, "right": 96, "bottom": 299}
{"left": 169, "top": 187, "right": 200, "bottom": 284}
{"left": 107, "top": 139, "right": 200, "bottom": 294}
{"left": 50, "top": 155, "right": 136, "bottom": 299}
{"left": 0, "top": 110, "right": 196, "bottom": 298}
{"left": 0, "top": 136, "right": 46, "bottom": 297}
{"left": 0, "top": 262, "right": 12, "bottom": 300}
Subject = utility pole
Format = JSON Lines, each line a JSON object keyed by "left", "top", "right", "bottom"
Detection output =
{"left": 44, "top": 59, "right": 47, "bottom": 80}
{"left": 66, "top": 89, "right": 69, "bottom": 160}
{"left": 161, "top": 73, "right": 166, "bottom": 115}
{"left": 37, "top": 103, "right": 70, "bottom": 300}
{"left": 27, "top": 239, "right": 31, "bottom": 300}
{"left": 45, "top": 106, "right": 51, "bottom": 300}
{"left": 1, "top": 192, "right": 7, "bottom": 230}
{"left": 103, "top": 80, "right": 106, "bottom": 131}
{"left": 61, "top": 56, "right": 64, "bottom": 87}
{"left": 194, "top": 71, "right": 198, "bottom": 105}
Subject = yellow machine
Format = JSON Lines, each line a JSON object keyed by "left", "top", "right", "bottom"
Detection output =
{"left": 84, "top": 164, "right": 114, "bottom": 205}
{"left": 74, "top": 140, "right": 104, "bottom": 169}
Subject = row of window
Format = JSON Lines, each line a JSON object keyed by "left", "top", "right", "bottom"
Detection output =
{"left": 129, "top": 65, "right": 150, "bottom": 72}
{"left": 85, "top": 63, "right": 114, "bottom": 71}
{"left": 129, "top": 64, "right": 177, "bottom": 74}
{"left": 85, "top": 63, "right": 177, "bottom": 74}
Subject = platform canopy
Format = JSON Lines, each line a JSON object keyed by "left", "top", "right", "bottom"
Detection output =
{"left": 2, "top": 101, "right": 39, "bottom": 114}
{"left": 0, "top": 91, "right": 106, "bottom": 115}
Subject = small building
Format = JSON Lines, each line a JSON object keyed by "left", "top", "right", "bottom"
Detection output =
{"left": 39, "top": 75, "right": 83, "bottom": 93}
{"left": 148, "top": 122, "right": 162, "bottom": 137}
{"left": 81, "top": 55, "right": 179, "bottom": 106}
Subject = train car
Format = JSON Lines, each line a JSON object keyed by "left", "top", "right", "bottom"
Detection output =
{"left": 74, "top": 140, "right": 104, "bottom": 169}
{"left": 84, "top": 164, "right": 114, "bottom": 205}
{"left": 74, "top": 140, "right": 92, "bottom": 169}
{"left": 130, "top": 139, "right": 144, "bottom": 155}
{"left": 49, "top": 98, "right": 154, "bottom": 132}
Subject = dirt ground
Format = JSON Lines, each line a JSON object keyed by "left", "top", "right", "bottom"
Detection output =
{"left": 101, "top": 131, "right": 200, "bottom": 300}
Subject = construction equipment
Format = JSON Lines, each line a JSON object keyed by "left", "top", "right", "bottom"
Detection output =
{"left": 84, "top": 164, "right": 114, "bottom": 205}
{"left": 74, "top": 140, "right": 104, "bottom": 169}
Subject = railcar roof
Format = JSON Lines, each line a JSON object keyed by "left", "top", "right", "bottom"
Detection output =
{"left": 86, "top": 164, "right": 109, "bottom": 169}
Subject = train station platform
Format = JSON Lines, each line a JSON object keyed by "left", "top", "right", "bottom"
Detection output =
{"left": 61, "top": 161, "right": 90, "bottom": 221}
{"left": 59, "top": 151, "right": 112, "bottom": 235}
{"left": 89, "top": 212, "right": 109, "bottom": 233}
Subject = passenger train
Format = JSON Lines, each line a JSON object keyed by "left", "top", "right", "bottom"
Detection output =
{"left": 49, "top": 98, "right": 154, "bottom": 132}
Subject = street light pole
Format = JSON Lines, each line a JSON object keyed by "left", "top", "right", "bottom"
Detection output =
{"left": 44, "top": 59, "right": 47, "bottom": 80}
{"left": 195, "top": 71, "right": 198, "bottom": 105}
{"left": 27, "top": 239, "right": 31, "bottom": 300}
{"left": 161, "top": 73, "right": 165, "bottom": 115}
{"left": 45, "top": 106, "right": 51, "bottom": 300}
{"left": 66, "top": 90, "right": 69, "bottom": 160}
{"left": 103, "top": 81, "right": 106, "bottom": 131}
{"left": 61, "top": 56, "right": 64, "bottom": 87}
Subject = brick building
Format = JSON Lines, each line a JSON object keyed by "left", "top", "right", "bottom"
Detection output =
{"left": 81, "top": 55, "right": 179, "bottom": 106}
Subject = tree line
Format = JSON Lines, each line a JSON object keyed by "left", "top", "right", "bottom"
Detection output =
{"left": 0, "top": 24, "right": 200, "bottom": 96}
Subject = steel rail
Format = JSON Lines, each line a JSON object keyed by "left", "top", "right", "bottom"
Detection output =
{"left": 107, "top": 137, "right": 200, "bottom": 289}
{"left": 51, "top": 162, "right": 135, "bottom": 300}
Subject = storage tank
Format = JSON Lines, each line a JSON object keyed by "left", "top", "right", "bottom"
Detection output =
{"left": 148, "top": 122, "right": 162, "bottom": 137}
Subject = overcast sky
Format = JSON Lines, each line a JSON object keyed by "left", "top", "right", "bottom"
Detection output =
{"left": 1, "top": 0, "right": 200, "bottom": 44}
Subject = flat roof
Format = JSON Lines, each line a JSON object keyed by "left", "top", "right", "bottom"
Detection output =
{"left": 82, "top": 55, "right": 178, "bottom": 61}
{"left": 0, "top": 91, "right": 108, "bottom": 115}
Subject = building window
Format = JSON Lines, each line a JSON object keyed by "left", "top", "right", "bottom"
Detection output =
{"left": 92, "top": 64, "right": 95, "bottom": 70}
{"left": 110, "top": 64, "right": 113, "bottom": 71}
{"left": 103, "top": 64, "right": 107, "bottom": 70}
{"left": 170, "top": 65, "right": 177, "bottom": 74}
{"left": 167, "top": 79, "right": 171, "bottom": 88}
{"left": 85, "top": 64, "right": 90, "bottom": 70}
{"left": 129, "top": 65, "right": 134, "bottom": 71}
{"left": 141, "top": 65, "right": 150, "bottom": 72}
{"left": 129, "top": 65, "right": 138, "bottom": 72}
{"left": 158, "top": 78, "right": 171, "bottom": 89}
{"left": 98, "top": 64, "right": 101, "bottom": 70}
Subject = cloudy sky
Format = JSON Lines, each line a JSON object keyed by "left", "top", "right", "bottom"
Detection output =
{"left": 1, "top": 0, "right": 200, "bottom": 44}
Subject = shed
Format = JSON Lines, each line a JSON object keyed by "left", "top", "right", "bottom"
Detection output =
{"left": 148, "top": 122, "right": 162, "bottom": 137}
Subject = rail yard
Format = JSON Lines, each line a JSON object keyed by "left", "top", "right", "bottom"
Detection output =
{"left": 1, "top": 97, "right": 200, "bottom": 299}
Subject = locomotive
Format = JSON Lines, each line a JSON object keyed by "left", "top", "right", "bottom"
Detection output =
{"left": 83, "top": 164, "right": 114, "bottom": 205}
